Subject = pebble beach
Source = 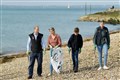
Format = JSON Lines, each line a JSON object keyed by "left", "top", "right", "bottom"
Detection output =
{"left": 0, "top": 31, "right": 120, "bottom": 80}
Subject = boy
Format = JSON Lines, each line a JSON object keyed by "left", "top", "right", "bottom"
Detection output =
{"left": 68, "top": 27, "right": 83, "bottom": 72}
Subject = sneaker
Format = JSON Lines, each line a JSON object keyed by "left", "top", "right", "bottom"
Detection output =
{"left": 103, "top": 66, "right": 109, "bottom": 70}
{"left": 47, "top": 73, "right": 52, "bottom": 76}
{"left": 98, "top": 67, "right": 102, "bottom": 70}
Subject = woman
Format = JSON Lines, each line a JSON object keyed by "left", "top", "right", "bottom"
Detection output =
{"left": 93, "top": 21, "right": 110, "bottom": 70}
{"left": 47, "top": 27, "right": 62, "bottom": 76}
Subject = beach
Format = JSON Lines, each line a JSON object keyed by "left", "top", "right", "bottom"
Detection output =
{"left": 0, "top": 31, "right": 120, "bottom": 80}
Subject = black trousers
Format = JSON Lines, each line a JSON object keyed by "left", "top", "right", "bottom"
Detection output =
{"left": 28, "top": 52, "right": 43, "bottom": 76}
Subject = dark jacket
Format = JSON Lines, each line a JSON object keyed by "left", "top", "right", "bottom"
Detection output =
{"left": 29, "top": 33, "right": 43, "bottom": 53}
{"left": 68, "top": 34, "right": 83, "bottom": 51}
{"left": 93, "top": 26, "right": 110, "bottom": 46}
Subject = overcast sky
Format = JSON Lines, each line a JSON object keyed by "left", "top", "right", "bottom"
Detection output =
{"left": 1, "top": 0, "right": 119, "bottom": 6}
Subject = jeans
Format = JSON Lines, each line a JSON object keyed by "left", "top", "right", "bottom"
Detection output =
{"left": 50, "top": 49, "right": 53, "bottom": 74}
{"left": 72, "top": 50, "right": 79, "bottom": 70}
{"left": 28, "top": 52, "right": 43, "bottom": 77}
{"left": 97, "top": 43, "right": 108, "bottom": 67}
{"left": 49, "top": 48, "right": 62, "bottom": 74}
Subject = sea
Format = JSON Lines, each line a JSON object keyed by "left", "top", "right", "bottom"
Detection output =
{"left": 0, "top": 5, "right": 120, "bottom": 54}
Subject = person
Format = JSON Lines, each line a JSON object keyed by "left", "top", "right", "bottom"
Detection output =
{"left": 67, "top": 27, "right": 83, "bottom": 73}
{"left": 47, "top": 27, "right": 62, "bottom": 76}
{"left": 93, "top": 21, "right": 110, "bottom": 70}
{"left": 26, "top": 26, "right": 46, "bottom": 79}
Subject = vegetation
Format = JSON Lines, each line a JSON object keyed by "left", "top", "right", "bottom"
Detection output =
{"left": 79, "top": 9, "right": 120, "bottom": 25}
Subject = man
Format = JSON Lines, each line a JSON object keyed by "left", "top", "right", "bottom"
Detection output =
{"left": 68, "top": 27, "right": 83, "bottom": 73}
{"left": 26, "top": 26, "right": 46, "bottom": 79}
{"left": 93, "top": 21, "right": 110, "bottom": 70}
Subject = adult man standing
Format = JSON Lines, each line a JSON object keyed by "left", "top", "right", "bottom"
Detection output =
{"left": 26, "top": 26, "right": 46, "bottom": 79}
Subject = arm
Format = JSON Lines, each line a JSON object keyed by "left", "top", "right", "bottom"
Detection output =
{"left": 27, "top": 36, "right": 31, "bottom": 52}
{"left": 107, "top": 28, "right": 110, "bottom": 46}
{"left": 47, "top": 36, "right": 52, "bottom": 48}
{"left": 93, "top": 28, "right": 98, "bottom": 45}
{"left": 57, "top": 35, "right": 62, "bottom": 47}
{"left": 67, "top": 35, "right": 73, "bottom": 54}
{"left": 41, "top": 36, "right": 46, "bottom": 50}
{"left": 67, "top": 35, "right": 73, "bottom": 48}
{"left": 79, "top": 35, "right": 83, "bottom": 48}
{"left": 26, "top": 36, "right": 31, "bottom": 55}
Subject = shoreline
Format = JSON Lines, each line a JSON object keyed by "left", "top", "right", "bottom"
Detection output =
{"left": 1, "top": 29, "right": 120, "bottom": 56}
{"left": 79, "top": 9, "right": 120, "bottom": 25}
{"left": 0, "top": 30, "right": 119, "bottom": 64}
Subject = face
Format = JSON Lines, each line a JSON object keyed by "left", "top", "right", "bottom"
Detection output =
{"left": 34, "top": 27, "right": 39, "bottom": 34}
{"left": 74, "top": 32, "right": 79, "bottom": 35}
{"left": 100, "top": 22, "right": 104, "bottom": 28}
{"left": 49, "top": 29, "right": 55, "bottom": 35}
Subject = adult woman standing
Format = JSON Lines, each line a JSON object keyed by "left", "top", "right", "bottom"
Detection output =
{"left": 47, "top": 27, "right": 62, "bottom": 76}
{"left": 93, "top": 21, "right": 110, "bottom": 70}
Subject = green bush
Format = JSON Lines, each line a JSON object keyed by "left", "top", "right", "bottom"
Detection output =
{"left": 107, "top": 18, "right": 120, "bottom": 25}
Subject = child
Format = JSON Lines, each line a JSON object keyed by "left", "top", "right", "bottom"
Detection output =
{"left": 67, "top": 27, "right": 83, "bottom": 72}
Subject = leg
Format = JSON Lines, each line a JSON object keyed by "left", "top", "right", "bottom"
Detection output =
{"left": 74, "top": 50, "right": 79, "bottom": 72}
{"left": 72, "top": 50, "right": 75, "bottom": 71}
{"left": 50, "top": 62, "right": 53, "bottom": 74}
{"left": 50, "top": 49, "right": 53, "bottom": 74}
{"left": 28, "top": 53, "right": 35, "bottom": 77}
{"left": 97, "top": 45, "right": 103, "bottom": 67}
{"left": 36, "top": 52, "right": 43, "bottom": 76}
{"left": 103, "top": 44, "right": 108, "bottom": 66}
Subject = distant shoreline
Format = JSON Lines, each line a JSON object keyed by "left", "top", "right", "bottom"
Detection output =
{"left": 0, "top": 30, "right": 119, "bottom": 64}
{"left": 79, "top": 8, "right": 120, "bottom": 25}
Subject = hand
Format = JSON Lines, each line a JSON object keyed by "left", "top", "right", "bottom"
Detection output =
{"left": 26, "top": 51, "right": 31, "bottom": 55}
{"left": 68, "top": 47, "right": 71, "bottom": 54}
{"left": 78, "top": 48, "right": 81, "bottom": 54}
{"left": 94, "top": 45, "right": 96, "bottom": 50}
{"left": 54, "top": 45, "right": 59, "bottom": 49}
{"left": 43, "top": 49, "right": 46, "bottom": 55}
{"left": 49, "top": 45, "right": 53, "bottom": 49}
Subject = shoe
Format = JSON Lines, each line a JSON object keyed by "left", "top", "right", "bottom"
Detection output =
{"left": 98, "top": 67, "right": 102, "bottom": 70}
{"left": 27, "top": 76, "right": 32, "bottom": 79}
{"left": 74, "top": 68, "right": 78, "bottom": 73}
{"left": 74, "top": 70, "right": 78, "bottom": 73}
{"left": 47, "top": 73, "right": 52, "bottom": 76}
{"left": 38, "top": 74, "right": 42, "bottom": 77}
{"left": 103, "top": 66, "right": 109, "bottom": 70}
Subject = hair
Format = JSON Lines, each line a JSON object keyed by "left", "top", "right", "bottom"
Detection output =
{"left": 34, "top": 25, "right": 39, "bottom": 30}
{"left": 74, "top": 27, "right": 79, "bottom": 33}
{"left": 49, "top": 27, "right": 55, "bottom": 32}
{"left": 100, "top": 20, "right": 105, "bottom": 24}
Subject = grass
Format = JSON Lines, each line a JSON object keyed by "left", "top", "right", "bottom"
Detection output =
{"left": 91, "top": 11, "right": 120, "bottom": 17}
{"left": 80, "top": 9, "right": 120, "bottom": 25}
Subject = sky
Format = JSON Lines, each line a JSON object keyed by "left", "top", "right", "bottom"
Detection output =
{"left": 0, "top": 0, "right": 119, "bottom": 6}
